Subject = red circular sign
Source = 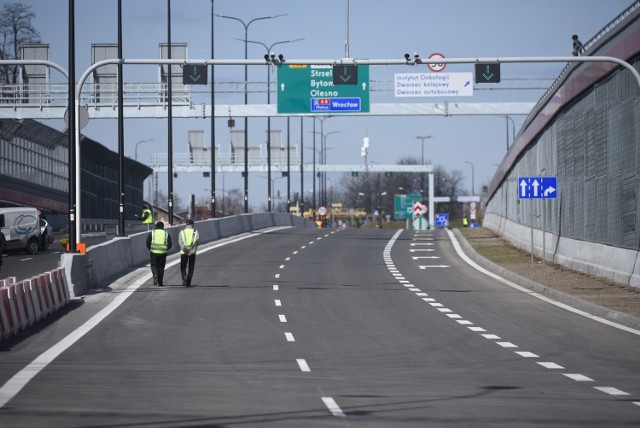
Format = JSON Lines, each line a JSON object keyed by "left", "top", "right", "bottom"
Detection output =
{"left": 427, "top": 53, "right": 446, "bottom": 72}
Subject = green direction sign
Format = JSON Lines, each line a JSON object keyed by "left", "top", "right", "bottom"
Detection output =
{"left": 183, "top": 64, "right": 208, "bottom": 85}
{"left": 394, "top": 194, "right": 421, "bottom": 220}
{"left": 277, "top": 64, "right": 370, "bottom": 114}
{"left": 474, "top": 63, "right": 500, "bottom": 84}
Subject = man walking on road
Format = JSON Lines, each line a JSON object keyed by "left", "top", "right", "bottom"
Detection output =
{"left": 179, "top": 219, "right": 199, "bottom": 287}
{"left": 146, "top": 221, "right": 172, "bottom": 286}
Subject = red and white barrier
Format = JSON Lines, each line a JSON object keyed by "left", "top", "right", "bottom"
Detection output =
{"left": 0, "top": 268, "right": 70, "bottom": 342}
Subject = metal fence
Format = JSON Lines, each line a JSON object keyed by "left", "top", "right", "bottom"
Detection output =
{"left": 485, "top": 57, "right": 640, "bottom": 250}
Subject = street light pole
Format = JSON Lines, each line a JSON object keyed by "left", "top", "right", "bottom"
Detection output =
{"left": 210, "top": 0, "right": 216, "bottom": 218}
{"left": 240, "top": 37, "right": 302, "bottom": 212}
{"left": 464, "top": 160, "right": 475, "bottom": 196}
{"left": 135, "top": 138, "right": 154, "bottom": 162}
{"left": 321, "top": 130, "right": 342, "bottom": 206}
{"left": 216, "top": 13, "right": 285, "bottom": 213}
{"left": 505, "top": 115, "right": 516, "bottom": 150}
{"left": 416, "top": 135, "right": 432, "bottom": 195}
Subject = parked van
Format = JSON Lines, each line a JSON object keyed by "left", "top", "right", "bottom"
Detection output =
{"left": 0, "top": 207, "right": 43, "bottom": 254}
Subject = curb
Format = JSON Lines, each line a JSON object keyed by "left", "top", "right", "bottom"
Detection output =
{"left": 452, "top": 228, "right": 640, "bottom": 328}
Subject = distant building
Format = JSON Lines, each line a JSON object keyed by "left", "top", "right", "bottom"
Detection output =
{"left": 0, "top": 119, "right": 152, "bottom": 223}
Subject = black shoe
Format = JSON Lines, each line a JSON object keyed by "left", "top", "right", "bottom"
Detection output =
{"left": 158, "top": 282, "right": 164, "bottom": 287}
{"left": 186, "top": 281, "right": 191, "bottom": 287}
{"left": 153, "top": 276, "right": 158, "bottom": 285}
{"left": 182, "top": 280, "right": 187, "bottom": 286}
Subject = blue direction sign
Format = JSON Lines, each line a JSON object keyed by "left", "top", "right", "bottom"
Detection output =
{"left": 518, "top": 176, "right": 557, "bottom": 199}
{"left": 311, "top": 97, "right": 361, "bottom": 112}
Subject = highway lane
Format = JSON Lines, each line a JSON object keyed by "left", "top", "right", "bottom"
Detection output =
{"left": 0, "top": 232, "right": 109, "bottom": 282}
{"left": 0, "top": 226, "right": 639, "bottom": 427}
{"left": 0, "top": 245, "right": 65, "bottom": 281}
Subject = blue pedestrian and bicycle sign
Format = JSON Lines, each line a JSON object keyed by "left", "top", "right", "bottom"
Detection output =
{"left": 518, "top": 176, "right": 557, "bottom": 199}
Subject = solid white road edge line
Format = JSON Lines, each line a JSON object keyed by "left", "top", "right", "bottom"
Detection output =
{"left": 0, "top": 226, "right": 290, "bottom": 409}
{"left": 445, "top": 229, "right": 640, "bottom": 337}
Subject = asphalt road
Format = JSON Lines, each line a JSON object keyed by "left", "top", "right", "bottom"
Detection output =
{"left": 0, "top": 226, "right": 639, "bottom": 427}
{"left": 0, "top": 242, "right": 66, "bottom": 281}
{"left": 0, "top": 232, "right": 121, "bottom": 282}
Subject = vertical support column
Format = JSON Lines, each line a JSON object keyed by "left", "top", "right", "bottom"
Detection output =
{"left": 428, "top": 172, "right": 435, "bottom": 230}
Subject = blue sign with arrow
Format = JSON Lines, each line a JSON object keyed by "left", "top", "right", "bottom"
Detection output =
{"left": 518, "top": 176, "right": 557, "bottom": 199}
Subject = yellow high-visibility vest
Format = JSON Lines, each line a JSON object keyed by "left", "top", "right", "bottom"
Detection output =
{"left": 180, "top": 228, "right": 199, "bottom": 254}
{"left": 150, "top": 229, "right": 169, "bottom": 254}
{"left": 142, "top": 208, "right": 153, "bottom": 224}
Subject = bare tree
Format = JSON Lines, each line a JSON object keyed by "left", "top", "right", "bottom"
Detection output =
{"left": 434, "top": 165, "right": 465, "bottom": 218}
{"left": 0, "top": 2, "right": 40, "bottom": 84}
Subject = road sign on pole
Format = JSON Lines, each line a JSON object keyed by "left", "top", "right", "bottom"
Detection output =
{"left": 277, "top": 64, "right": 370, "bottom": 114}
{"left": 427, "top": 53, "right": 446, "bottom": 72}
{"left": 333, "top": 65, "right": 358, "bottom": 85}
{"left": 394, "top": 72, "right": 473, "bottom": 97}
{"left": 474, "top": 63, "right": 500, "bottom": 83}
{"left": 182, "top": 64, "right": 207, "bottom": 85}
{"left": 518, "top": 176, "right": 557, "bottom": 199}
{"left": 394, "top": 194, "right": 421, "bottom": 220}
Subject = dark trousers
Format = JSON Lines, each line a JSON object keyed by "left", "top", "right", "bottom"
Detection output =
{"left": 150, "top": 252, "right": 167, "bottom": 285}
{"left": 180, "top": 253, "right": 196, "bottom": 285}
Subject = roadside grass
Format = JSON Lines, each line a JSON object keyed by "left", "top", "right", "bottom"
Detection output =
{"left": 456, "top": 226, "right": 535, "bottom": 265}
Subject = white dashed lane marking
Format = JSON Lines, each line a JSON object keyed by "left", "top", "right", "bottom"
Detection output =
{"left": 322, "top": 397, "right": 346, "bottom": 417}
{"left": 594, "top": 387, "right": 630, "bottom": 396}
{"left": 386, "top": 230, "right": 640, "bottom": 409}
{"left": 274, "top": 230, "right": 349, "bottom": 418}
{"left": 563, "top": 374, "right": 593, "bottom": 382}
{"left": 296, "top": 359, "right": 311, "bottom": 372}
{"left": 537, "top": 362, "right": 564, "bottom": 370}
{"left": 516, "top": 351, "right": 539, "bottom": 358}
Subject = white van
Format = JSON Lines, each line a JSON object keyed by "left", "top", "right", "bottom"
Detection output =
{"left": 0, "top": 207, "right": 43, "bottom": 254}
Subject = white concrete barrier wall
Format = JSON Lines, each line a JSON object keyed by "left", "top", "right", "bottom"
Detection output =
{"left": 64, "top": 214, "right": 314, "bottom": 298}
{"left": 483, "top": 212, "right": 640, "bottom": 288}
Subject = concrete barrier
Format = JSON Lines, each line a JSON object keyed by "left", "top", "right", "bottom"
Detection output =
{"left": 4, "top": 214, "right": 314, "bottom": 342}
{"left": 63, "top": 213, "right": 314, "bottom": 298}
{"left": 484, "top": 212, "right": 640, "bottom": 288}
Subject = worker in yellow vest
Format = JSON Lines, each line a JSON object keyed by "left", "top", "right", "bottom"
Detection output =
{"left": 141, "top": 205, "right": 153, "bottom": 230}
{"left": 146, "top": 221, "right": 172, "bottom": 286}
{"left": 179, "top": 219, "right": 200, "bottom": 287}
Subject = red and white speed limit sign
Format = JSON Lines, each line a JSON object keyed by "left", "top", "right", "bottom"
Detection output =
{"left": 318, "top": 206, "right": 328, "bottom": 216}
{"left": 427, "top": 53, "right": 446, "bottom": 72}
